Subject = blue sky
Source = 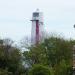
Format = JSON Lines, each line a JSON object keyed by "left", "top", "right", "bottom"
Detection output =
{"left": 0, "top": 0, "right": 75, "bottom": 41}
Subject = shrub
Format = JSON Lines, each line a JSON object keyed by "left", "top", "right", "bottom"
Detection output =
{"left": 28, "top": 64, "right": 53, "bottom": 75}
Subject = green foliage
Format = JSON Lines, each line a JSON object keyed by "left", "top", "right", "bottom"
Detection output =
{"left": 0, "top": 39, "right": 26, "bottom": 75}
{"left": 23, "top": 36, "right": 72, "bottom": 75}
{"left": 0, "top": 68, "right": 13, "bottom": 75}
{"left": 23, "top": 44, "right": 48, "bottom": 65}
{"left": 43, "top": 37, "right": 72, "bottom": 67}
{"left": 54, "top": 59, "right": 72, "bottom": 75}
{"left": 0, "top": 36, "right": 73, "bottom": 75}
{"left": 28, "top": 64, "right": 53, "bottom": 75}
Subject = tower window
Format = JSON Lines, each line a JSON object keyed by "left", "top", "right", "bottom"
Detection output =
{"left": 33, "top": 13, "right": 39, "bottom": 17}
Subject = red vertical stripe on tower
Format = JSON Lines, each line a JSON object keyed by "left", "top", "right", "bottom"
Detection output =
{"left": 36, "top": 20, "right": 39, "bottom": 44}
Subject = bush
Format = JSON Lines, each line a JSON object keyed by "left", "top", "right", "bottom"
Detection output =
{"left": 28, "top": 64, "right": 53, "bottom": 75}
{"left": 0, "top": 68, "right": 13, "bottom": 75}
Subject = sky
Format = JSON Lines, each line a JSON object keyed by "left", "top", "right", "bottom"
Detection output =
{"left": 0, "top": 0, "right": 75, "bottom": 42}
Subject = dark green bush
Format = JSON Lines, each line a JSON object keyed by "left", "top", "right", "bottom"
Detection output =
{"left": 29, "top": 64, "right": 53, "bottom": 75}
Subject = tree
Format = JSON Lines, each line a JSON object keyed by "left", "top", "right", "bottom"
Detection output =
{"left": 43, "top": 37, "right": 72, "bottom": 66}
{"left": 54, "top": 59, "right": 72, "bottom": 75}
{"left": 23, "top": 44, "right": 48, "bottom": 66}
{"left": 0, "top": 68, "right": 13, "bottom": 75}
{"left": 28, "top": 64, "right": 53, "bottom": 75}
{"left": 23, "top": 36, "right": 72, "bottom": 75}
{"left": 0, "top": 38, "right": 26, "bottom": 75}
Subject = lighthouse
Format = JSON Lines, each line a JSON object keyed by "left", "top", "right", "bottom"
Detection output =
{"left": 31, "top": 9, "right": 44, "bottom": 45}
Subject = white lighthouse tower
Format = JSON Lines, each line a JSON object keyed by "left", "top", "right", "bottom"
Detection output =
{"left": 31, "top": 9, "right": 44, "bottom": 45}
